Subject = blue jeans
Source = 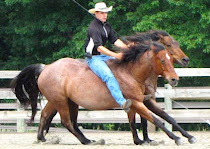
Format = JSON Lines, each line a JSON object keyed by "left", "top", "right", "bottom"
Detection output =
{"left": 86, "top": 54, "right": 126, "bottom": 107}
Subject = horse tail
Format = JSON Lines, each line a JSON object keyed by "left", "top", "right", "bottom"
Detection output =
{"left": 10, "top": 64, "right": 45, "bottom": 122}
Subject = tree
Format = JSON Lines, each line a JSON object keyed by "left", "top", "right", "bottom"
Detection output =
{"left": 0, "top": 0, "right": 91, "bottom": 69}
{"left": 0, "top": 0, "right": 209, "bottom": 69}
{"left": 122, "top": 0, "right": 210, "bottom": 67}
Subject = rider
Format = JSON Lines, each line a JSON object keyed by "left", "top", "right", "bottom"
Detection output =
{"left": 84, "top": 2, "right": 132, "bottom": 112}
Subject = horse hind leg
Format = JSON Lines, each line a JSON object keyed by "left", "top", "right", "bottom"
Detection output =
{"left": 44, "top": 109, "right": 57, "bottom": 135}
{"left": 38, "top": 98, "right": 96, "bottom": 145}
{"left": 143, "top": 98, "right": 197, "bottom": 144}
{"left": 39, "top": 99, "right": 84, "bottom": 139}
{"left": 37, "top": 102, "right": 57, "bottom": 142}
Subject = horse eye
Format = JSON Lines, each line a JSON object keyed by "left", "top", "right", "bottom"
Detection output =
{"left": 167, "top": 44, "right": 171, "bottom": 47}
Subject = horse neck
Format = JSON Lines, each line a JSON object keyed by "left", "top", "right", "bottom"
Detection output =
{"left": 107, "top": 50, "right": 158, "bottom": 85}
{"left": 146, "top": 71, "right": 159, "bottom": 88}
{"left": 128, "top": 51, "right": 154, "bottom": 84}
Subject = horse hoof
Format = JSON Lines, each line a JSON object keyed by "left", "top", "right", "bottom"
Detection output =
{"left": 34, "top": 138, "right": 46, "bottom": 144}
{"left": 141, "top": 142, "right": 149, "bottom": 146}
{"left": 189, "top": 137, "right": 197, "bottom": 144}
{"left": 175, "top": 138, "right": 184, "bottom": 146}
{"left": 41, "top": 138, "right": 46, "bottom": 142}
{"left": 143, "top": 138, "right": 153, "bottom": 143}
{"left": 37, "top": 138, "right": 46, "bottom": 142}
{"left": 134, "top": 140, "right": 144, "bottom": 145}
{"left": 88, "top": 139, "right": 105, "bottom": 145}
{"left": 148, "top": 140, "right": 159, "bottom": 146}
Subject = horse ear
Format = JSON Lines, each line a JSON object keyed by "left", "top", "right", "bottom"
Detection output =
{"left": 158, "top": 34, "right": 164, "bottom": 39}
{"left": 151, "top": 33, "right": 160, "bottom": 41}
{"left": 150, "top": 43, "right": 156, "bottom": 51}
{"left": 147, "top": 46, "right": 155, "bottom": 58}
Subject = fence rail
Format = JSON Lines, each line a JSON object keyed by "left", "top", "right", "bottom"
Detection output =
{"left": 0, "top": 68, "right": 210, "bottom": 132}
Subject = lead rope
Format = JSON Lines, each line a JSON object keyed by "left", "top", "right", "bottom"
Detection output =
{"left": 171, "top": 99, "right": 210, "bottom": 125}
{"left": 155, "top": 90, "right": 210, "bottom": 125}
{"left": 156, "top": 90, "right": 210, "bottom": 126}
{"left": 72, "top": 0, "right": 95, "bottom": 17}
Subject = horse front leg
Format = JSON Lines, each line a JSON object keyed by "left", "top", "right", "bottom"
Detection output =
{"left": 127, "top": 94, "right": 154, "bottom": 145}
{"left": 141, "top": 117, "right": 153, "bottom": 142}
{"left": 127, "top": 110, "right": 144, "bottom": 145}
{"left": 141, "top": 94, "right": 154, "bottom": 143}
{"left": 143, "top": 98, "right": 197, "bottom": 144}
{"left": 132, "top": 100, "right": 183, "bottom": 145}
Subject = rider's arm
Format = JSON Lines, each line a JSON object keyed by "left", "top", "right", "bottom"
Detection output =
{"left": 97, "top": 46, "right": 123, "bottom": 60}
{"left": 114, "top": 39, "right": 129, "bottom": 50}
{"left": 97, "top": 39, "right": 129, "bottom": 60}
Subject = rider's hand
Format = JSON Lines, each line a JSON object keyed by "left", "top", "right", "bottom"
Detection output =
{"left": 115, "top": 53, "right": 123, "bottom": 60}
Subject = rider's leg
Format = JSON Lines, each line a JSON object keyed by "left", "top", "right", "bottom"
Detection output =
{"left": 86, "top": 55, "right": 132, "bottom": 111}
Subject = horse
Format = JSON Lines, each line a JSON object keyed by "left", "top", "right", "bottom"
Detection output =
{"left": 11, "top": 36, "right": 195, "bottom": 145}
{"left": 32, "top": 30, "right": 191, "bottom": 144}
{"left": 123, "top": 30, "right": 193, "bottom": 144}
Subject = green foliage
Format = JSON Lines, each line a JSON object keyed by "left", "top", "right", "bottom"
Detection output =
{"left": 0, "top": 0, "right": 91, "bottom": 69}
{"left": 0, "top": 0, "right": 209, "bottom": 69}
{"left": 177, "top": 123, "right": 210, "bottom": 131}
{"left": 0, "top": 0, "right": 209, "bottom": 132}
{"left": 79, "top": 123, "right": 131, "bottom": 131}
{"left": 134, "top": 1, "right": 209, "bottom": 66}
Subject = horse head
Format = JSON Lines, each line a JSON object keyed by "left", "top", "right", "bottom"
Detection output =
{"left": 150, "top": 30, "right": 189, "bottom": 67}
{"left": 150, "top": 42, "right": 179, "bottom": 87}
{"left": 117, "top": 35, "right": 179, "bottom": 87}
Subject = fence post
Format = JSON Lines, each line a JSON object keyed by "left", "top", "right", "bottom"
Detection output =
{"left": 17, "top": 100, "right": 26, "bottom": 132}
{"left": 164, "top": 84, "right": 172, "bottom": 132}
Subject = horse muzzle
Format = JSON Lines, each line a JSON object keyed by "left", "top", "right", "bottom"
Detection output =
{"left": 180, "top": 57, "right": 189, "bottom": 67}
{"left": 168, "top": 78, "right": 179, "bottom": 87}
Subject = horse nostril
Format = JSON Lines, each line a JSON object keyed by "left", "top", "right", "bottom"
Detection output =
{"left": 171, "top": 78, "right": 179, "bottom": 86}
{"left": 172, "top": 78, "right": 175, "bottom": 82}
{"left": 182, "top": 57, "right": 189, "bottom": 66}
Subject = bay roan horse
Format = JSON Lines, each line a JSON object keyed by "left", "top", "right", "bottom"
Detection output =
{"left": 11, "top": 37, "right": 194, "bottom": 145}
{"left": 32, "top": 30, "right": 193, "bottom": 145}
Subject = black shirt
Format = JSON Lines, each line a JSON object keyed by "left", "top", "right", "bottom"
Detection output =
{"left": 84, "top": 18, "right": 117, "bottom": 55}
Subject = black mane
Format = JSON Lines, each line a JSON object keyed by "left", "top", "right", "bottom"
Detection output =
{"left": 116, "top": 32, "right": 165, "bottom": 64}
{"left": 125, "top": 30, "right": 169, "bottom": 43}
{"left": 148, "top": 30, "right": 169, "bottom": 41}
{"left": 120, "top": 43, "right": 151, "bottom": 63}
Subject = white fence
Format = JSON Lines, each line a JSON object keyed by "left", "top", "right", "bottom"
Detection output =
{"left": 0, "top": 68, "right": 210, "bottom": 132}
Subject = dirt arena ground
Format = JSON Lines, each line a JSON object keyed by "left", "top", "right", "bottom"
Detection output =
{"left": 0, "top": 130, "right": 209, "bottom": 149}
